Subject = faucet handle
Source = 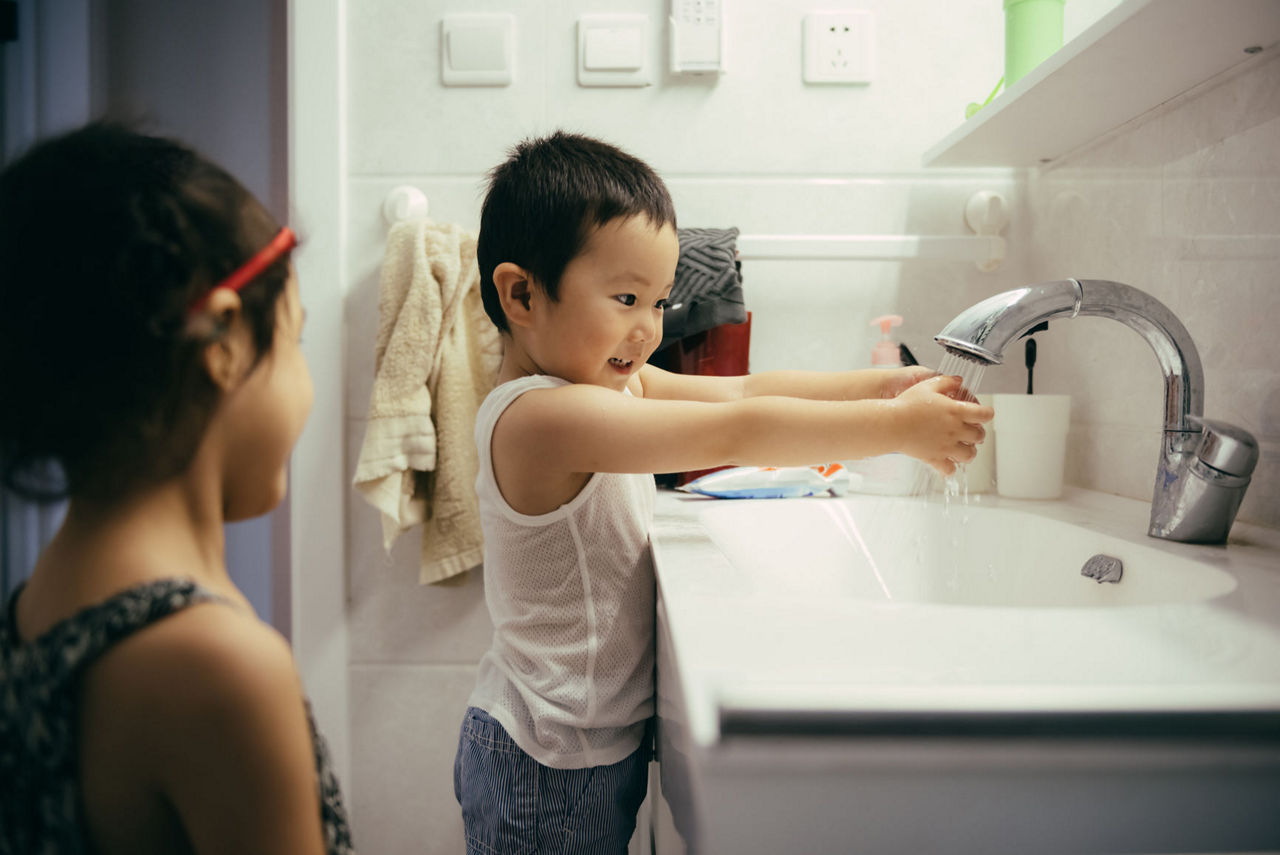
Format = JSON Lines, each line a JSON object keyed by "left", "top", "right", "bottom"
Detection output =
{"left": 1189, "top": 416, "right": 1258, "bottom": 478}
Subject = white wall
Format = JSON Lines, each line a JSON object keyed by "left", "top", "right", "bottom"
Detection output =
{"left": 329, "top": 3, "right": 1280, "bottom": 853}
{"left": 288, "top": 0, "right": 352, "bottom": 802}
{"left": 1025, "top": 49, "right": 1280, "bottom": 528}
{"left": 340, "top": 2, "right": 1032, "bottom": 852}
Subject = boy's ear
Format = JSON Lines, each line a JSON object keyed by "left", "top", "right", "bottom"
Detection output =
{"left": 493, "top": 262, "right": 537, "bottom": 329}
{"left": 196, "top": 288, "right": 253, "bottom": 392}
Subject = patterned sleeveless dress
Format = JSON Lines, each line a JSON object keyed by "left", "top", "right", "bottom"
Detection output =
{"left": 0, "top": 578, "right": 355, "bottom": 854}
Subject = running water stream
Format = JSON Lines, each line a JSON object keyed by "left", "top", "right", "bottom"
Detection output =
{"left": 855, "top": 350, "right": 990, "bottom": 594}
{"left": 905, "top": 351, "right": 988, "bottom": 500}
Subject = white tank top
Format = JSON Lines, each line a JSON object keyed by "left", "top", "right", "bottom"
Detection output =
{"left": 469, "top": 375, "right": 656, "bottom": 769}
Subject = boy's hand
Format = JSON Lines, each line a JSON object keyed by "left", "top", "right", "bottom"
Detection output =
{"left": 877, "top": 365, "right": 937, "bottom": 399}
{"left": 889, "top": 375, "right": 994, "bottom": 475}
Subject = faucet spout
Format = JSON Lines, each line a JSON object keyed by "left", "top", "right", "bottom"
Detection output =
{"left": 935, "top": 278, "right": 1204, "bottom": 433}
{"left": 934, "top": 278, "right": 1083, "bottom": 366}
{"left": 935, "top": 279, "right": 1255, "bottom": 544}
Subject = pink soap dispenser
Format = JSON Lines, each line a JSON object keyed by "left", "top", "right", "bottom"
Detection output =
{"left": 870, "top": 314, "right": 903, "bottom": 368}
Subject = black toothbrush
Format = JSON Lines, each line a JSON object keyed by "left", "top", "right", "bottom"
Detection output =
{"left": 1023, "top": 321, "right": 1048, "bottom": 394}
{"left": 1025, "top": 338, "right": 1036, "bottom": 394}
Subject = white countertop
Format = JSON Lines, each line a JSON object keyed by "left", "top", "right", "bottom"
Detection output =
{"left": 651, "top": 487, "right": 1280, "bottom": 748}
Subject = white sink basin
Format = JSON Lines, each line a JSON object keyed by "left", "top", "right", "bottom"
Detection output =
{"left": 651, "top": 487, "right": 1280, "bottom": 855}
{"left": 697, "top": 494, "right": 1238, "bottom": 608}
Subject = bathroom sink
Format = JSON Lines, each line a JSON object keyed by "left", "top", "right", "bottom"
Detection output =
{"left": 650, "top": 487, "right": 1280, "bottom": 855}
{"left": 697, "top": 493, "right": 1238, "bottom": 608}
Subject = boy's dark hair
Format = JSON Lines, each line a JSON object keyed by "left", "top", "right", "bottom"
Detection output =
{"left": 477, "top": 130, "right": 676, "bottom": 332}
{"left": 0, "top": 122, "right": 292, "bottom": 502}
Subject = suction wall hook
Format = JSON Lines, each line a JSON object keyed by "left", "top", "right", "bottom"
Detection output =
{"left": 965, "top": 190, "right": 1010, "bottom": 273}
{"left": 382, "top": 185, "right": 430, "bottom": 225}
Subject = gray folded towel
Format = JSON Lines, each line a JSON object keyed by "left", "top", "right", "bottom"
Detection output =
{"left": 661, "top": 227, "right": 746, "bottom": 349}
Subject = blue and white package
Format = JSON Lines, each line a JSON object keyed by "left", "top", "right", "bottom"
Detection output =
{"left": 677, "top": 464, "right": 851, "bottom": 499}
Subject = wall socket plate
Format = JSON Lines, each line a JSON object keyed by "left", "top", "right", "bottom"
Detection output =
{"left": 803, "top": 11, "right": 874, "bottom": 84}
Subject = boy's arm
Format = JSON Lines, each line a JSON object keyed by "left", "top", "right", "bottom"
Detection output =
{"left": 743, "top": 366, "right": 938, "bottom": 401}
{"left": 637, "top": 363, "right": 936, "bottom": 403}
{"left": 499, "top": 375, "right": 987, "bottom": 482}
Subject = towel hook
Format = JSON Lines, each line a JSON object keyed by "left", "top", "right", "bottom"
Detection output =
{"left": 382, "top": 185, "right": 430, "bottom": 225}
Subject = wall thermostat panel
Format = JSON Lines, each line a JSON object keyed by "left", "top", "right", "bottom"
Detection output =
{"left": 670, "top": 0, "right": 725, "bottom": 74}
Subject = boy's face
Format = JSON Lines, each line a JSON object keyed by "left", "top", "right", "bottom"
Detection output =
{"left": 533, "top": 215, "right": 678, "bottom": 391}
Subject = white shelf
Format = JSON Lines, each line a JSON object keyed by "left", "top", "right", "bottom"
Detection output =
{"left": 923, "top": 0, "right": 1280, "bottom": 168}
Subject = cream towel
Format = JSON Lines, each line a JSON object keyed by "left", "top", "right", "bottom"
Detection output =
{"left": 353, "top": 219, "right": 502, "bottom": 584}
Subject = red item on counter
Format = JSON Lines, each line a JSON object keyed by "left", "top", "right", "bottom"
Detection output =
{"left": 650, "top": 313, "right": 752, "bottom": 486}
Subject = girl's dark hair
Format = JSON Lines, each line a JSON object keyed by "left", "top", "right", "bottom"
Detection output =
{"left": 0, "top": 122, "right": 292, "bottom": 502}
{"left": 477, "top": 130, "right": 677, "bottom": 333}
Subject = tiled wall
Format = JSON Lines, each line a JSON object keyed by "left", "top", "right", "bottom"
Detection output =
{"left": 345, "top": 172, "right": 1028, "bottom": 852}
{"left": 1025, "top": 49, "right": 1280, "bottom": 528}
{"left": 339, "top": 2, "right": 1276, "bottom": 852}
{"left": 343, "top": 2, "right": 1027, "bottom": 850}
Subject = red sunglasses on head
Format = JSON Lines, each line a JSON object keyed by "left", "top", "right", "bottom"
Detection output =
{"left": 188, "top": 226, "right": 297, "bottom": 315}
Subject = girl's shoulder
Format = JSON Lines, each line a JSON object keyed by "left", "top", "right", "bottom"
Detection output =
{"left": 79, "top": 590, "right": 312, "bottom": 806}
{"left": 73, "top": 589, "right": 337, "bottom": 854}
{"left": 7, "top": 576, "right": 284, "bottom": 678}
{"left": 86, "top": 589, "right": 298, "bottom": 718}
{"left": 26, "top": 576, "right": 306, "bottom": 767}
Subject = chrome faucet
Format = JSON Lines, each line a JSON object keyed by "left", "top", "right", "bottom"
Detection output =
{"left": 936, "top": 279, "right": 1258, "bottom": 544}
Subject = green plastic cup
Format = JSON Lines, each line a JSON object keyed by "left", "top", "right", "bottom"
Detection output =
{"left": 1004, "top": 0, "right": 1064, "bottom": 85}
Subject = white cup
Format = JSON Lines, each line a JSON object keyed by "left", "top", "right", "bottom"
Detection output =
{"left": 992, "top": 393, "right": 1071, "bottom": 499}
{"left": 962, "top": 394, "right": 996, "bottom": 493}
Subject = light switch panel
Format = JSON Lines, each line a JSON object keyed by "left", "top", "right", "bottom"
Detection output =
{"left": 578, "top": 14, "right": 651, "bottom": 87}
{"left": 585, "top": 26, "right": 644, "bottom": 71}
{"left": 441, "top": 13, "right": 514, "bottom": 86}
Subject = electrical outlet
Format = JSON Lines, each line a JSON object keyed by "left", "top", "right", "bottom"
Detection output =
{"left": 803, "top": 11, "right": 874, "bottom": 84}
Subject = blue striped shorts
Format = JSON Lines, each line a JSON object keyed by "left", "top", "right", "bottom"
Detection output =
{"left": 453, "top": 706, "right": 650, "bottom": 855}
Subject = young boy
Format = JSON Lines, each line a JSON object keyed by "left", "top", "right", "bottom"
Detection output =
{"left": 453, "top": 131, "right": 992, "bottom": 853}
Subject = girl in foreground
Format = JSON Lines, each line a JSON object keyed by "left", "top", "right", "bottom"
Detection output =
{"left": 0, "top": 123, "right": 354, "bottom": 854}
